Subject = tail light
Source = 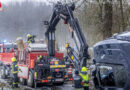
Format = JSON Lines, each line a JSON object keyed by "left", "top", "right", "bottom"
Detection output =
{"left": 47, "top": 76, "right": 52, "bottom": 79}
{"left": 70, "top": 78, "right": 73, "bottom": 81}
{"left": 81, "top": 82, "right": 83, "bottom": 86}
{"left": 42, "top": 80, "right": 48, "bottom": 83}
{"left": 45, "top": 80, "right": 48, "bottom": 82}
{"left": 55, "top": 69, "right": 59, "bottom": 72}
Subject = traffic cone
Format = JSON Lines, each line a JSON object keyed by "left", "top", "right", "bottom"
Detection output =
{"left": 68, "top": 66, "right": 72, "bottom": 74}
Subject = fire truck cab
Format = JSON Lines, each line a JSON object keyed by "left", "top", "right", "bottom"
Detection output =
{"left": 0, "top": 43, "right": 17, "bottom": 78}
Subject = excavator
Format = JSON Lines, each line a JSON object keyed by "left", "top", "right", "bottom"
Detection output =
{"left": 45, "top": 2, "right": 128, "bottom": 90}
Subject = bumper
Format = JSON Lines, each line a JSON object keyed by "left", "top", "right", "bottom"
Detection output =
{"left": 35, "top": 78, "right": 65, "bottom": 84}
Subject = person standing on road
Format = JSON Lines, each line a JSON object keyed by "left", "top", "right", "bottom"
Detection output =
{"left": 39, "top": 55, "right": 45, "bottom": 62}
{"left": 11, "top": 57, "right": 18, "bottom": 88}
{"left": 80, "top": 67, "right": 90, "bottom": 90}
{"left": 73, "top": 70, "right": 82, "bottom": 89}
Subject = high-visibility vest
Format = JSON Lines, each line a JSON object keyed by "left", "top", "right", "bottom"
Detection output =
{"left": 11, "top": 62, "right": 18, "bottom": 74}
{"left": 13, "top": 82, "right": 18, "bottom": 85}
{"left": 28, "top": 36, "right": 35, "bottom": 43}
{"left": 80, "top": 73, "right": 90, "bottom": 87}
{"left": 28, "top": 37, "right": 33, "bottom": 43}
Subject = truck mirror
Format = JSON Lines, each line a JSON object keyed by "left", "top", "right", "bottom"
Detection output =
{"left": 97, "top": 64, "right": 126, "bottom": 88}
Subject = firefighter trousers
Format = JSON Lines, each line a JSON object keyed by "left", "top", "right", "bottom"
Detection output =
{"left": 84, "top": 87, "right": 89, "bottom": 90}
{"left": 13, "top": 74, "right": 18, "bottom": 87}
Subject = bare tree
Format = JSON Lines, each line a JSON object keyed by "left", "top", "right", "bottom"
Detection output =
{"left": 119, "top": 0, "right": 125, "bottom": 31}
{"left": 102, "top": 0, "right": 113, "bottom": 39}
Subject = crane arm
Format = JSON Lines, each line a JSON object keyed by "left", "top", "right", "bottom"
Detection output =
{"left": 45, "top": 2, "right": 90, "bottom": 71}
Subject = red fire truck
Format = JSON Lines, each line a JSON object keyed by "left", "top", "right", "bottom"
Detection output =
{"left": 0, "top": 42, "right": 67, "bottom": 87}
{"left": 0, "top": 43, "right": 17, "bottom": 79}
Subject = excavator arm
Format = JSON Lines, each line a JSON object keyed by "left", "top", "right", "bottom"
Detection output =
{"left": 45, "top": 2, "right": 90, "bottom": 71}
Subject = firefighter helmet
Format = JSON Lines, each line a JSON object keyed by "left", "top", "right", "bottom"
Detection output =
{"left": 27, "top": 34, "right": 31, "bottom": 37}
{"left": 65, "top": 43, "right": 69, "bottom": 48}
{"left": 81, "top": 67, "right": 87, "bottom": 72}
{"left": 12, "top": 57, "right": 16, "bottom": 62}
{"left": 39, "top": 55, "right": 42, "bottom": 58}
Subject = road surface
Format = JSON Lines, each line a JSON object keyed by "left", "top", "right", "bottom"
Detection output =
{"left": 0, "top": 78, "right": 84, "bottom": 90}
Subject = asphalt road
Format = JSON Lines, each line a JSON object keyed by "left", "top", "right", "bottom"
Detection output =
{"left": 0, "top": 77, "right": 123, "bottom": 90}
{"left": 0, "top": 83, "right": 84, "bottom": 90}
{"left": 0, "top": 78, "right": 84, "bottom": 90}
{"left": 0, "top": 66, "right": 84, "bottom": 90}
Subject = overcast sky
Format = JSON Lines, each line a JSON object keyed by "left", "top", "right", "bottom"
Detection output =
{"left": 1, "top": 0, "right": 56, "bottom": 4}
{"left": 1, "top": 0, "right": 130, "bottom": 4}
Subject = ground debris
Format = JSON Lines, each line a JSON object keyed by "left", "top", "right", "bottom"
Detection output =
{"left": 0, "top": 83, "right": 6, "bottom": 87}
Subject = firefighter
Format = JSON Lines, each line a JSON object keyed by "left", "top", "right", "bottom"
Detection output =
{"left": 36, "top": 55, "right": 45, "bottom": 63}
{"left": 39, "top": 55, "right": 44, "bottom": 61}
{"left": 80, "top": 67, "right": 90, "bottom": 90}
{"left": 35, "top": 55, "right": 45, "bottom": 79}
{"left": 73, "top": 70, "right": 82, "bottom": 88}
{"left": 11, "top": 57, "right": 18, "bottom": 88}
{"left": 65, "top": 43, "right": 70, "bottom": 48}
{"left": 36, "top": 55, "right": 45, "bottom": 65}
{"left": 65, "top": 43, "right": 70, "bottom": 52}
{"left": 27, "top": 34, "right": 36, "bottom": 43}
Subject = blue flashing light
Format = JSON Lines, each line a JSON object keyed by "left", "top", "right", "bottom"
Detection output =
{"left": 3, "top": 40, "right": 7, "bottom": 43}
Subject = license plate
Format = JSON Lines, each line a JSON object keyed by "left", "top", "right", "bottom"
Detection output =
{"left": 55, "top": 78, "right": 63, "bottom": 82}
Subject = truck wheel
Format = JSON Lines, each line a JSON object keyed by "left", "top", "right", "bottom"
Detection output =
{"left": 59, "top": 82, "right": 64, "bottom": 85}
{"left": 27, "top": 71, "right": 34, "bottom": 87}
{"left": 1, "top": 67, "right": 6, "bottom": 79}
{"left": 19, "top": 78, "right": 26, "bottom": 85}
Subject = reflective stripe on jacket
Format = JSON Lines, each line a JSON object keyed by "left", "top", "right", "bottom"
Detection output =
{"left": 28, "top": 38, "right": 33, "bottom": 43}
{"left": 13, "top": 82, "right": 18, "bottom": 84}
{"left": 27, "top": 36, "right": 35, "bottom": 43}
{"left": 11, "top": 62, "right": 18, "bottom": 74}
{"left": 80, "top": 73, "right": 90, "bottom": 87}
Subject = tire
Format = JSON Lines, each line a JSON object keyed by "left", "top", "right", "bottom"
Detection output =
{"left": 19, "top": 78, "right": 26, "bottom": 85}
{"left": 58, "top": 82, "right": 64, "bottom": 85}
{"left": 1, "top": 67, "right": 6, "bottom": 79}
{"left": 27, "top": 71, "right": 34, "bottom": 87}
